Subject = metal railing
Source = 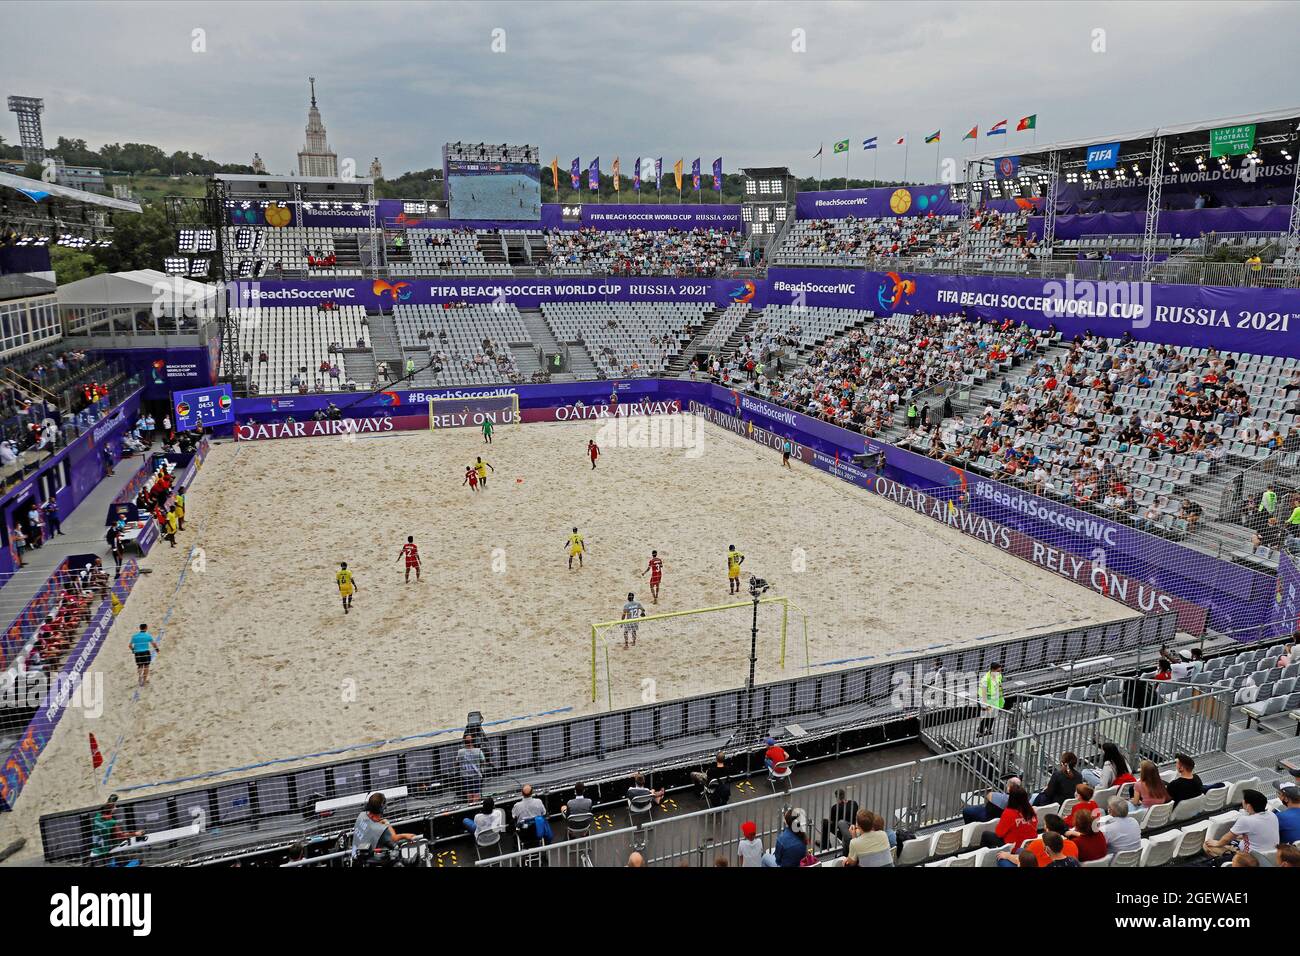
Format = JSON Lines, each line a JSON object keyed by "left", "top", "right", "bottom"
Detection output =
{"left": 1216, "top": 444, "right": 1300, "bottom": 523}
{"left": 476, "top": 711, "right": 1122, "bottom": 868}
{"left": 1099, "top": 678, "right": 1234, "bottom": 762}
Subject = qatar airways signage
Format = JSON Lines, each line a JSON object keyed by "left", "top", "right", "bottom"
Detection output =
{"left": 870, "top": 475, "right": 1205, "bottom": 631}
{"left": 234, "top": 416, "right": 414, "bottom": 441}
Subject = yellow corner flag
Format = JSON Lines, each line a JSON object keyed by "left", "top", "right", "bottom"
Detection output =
{"left": 110, "top": 593, "right": 124, "bottom": 615}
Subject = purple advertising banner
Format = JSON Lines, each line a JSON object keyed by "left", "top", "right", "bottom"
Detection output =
{"left": 1264, "top": 549, "right": 1300, "bottom": 640}
{"left": 91, "top": 345, "right": 218, "bottom": 401}
{"left": 796, "top": 183, "right": 963, "bottom": 220}
{"left": 376, "top": 200, "right": 742, "bottom": 232}
{"left": 576, "top": 204, "right": 742, "bottom": 230}
{"left": 764, "top": 267, "right": 1300, "bottom": 359}
{"left": 1054, "top": 162, "right": 1296, "bottom": 213}
{"left": 231, "top": 276, "right": 761, "bottom": 311}
{"left": 0, "top": 558, "right": 139, "bottom": 811}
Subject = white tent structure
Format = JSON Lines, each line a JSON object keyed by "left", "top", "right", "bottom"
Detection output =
{"left": 57, "top": 270, "right": 220, "bottom": 339}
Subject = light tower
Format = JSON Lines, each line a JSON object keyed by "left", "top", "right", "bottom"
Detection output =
{"left": 7, "top": 95, "right": 46, "bottom": 164}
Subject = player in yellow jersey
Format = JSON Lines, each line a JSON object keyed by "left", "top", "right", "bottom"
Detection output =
{"left": 336, "top": 561, "right": 357, "bottom": 614}
{"left": 565, "top": 527, "right": 586, "bottom": 570}
{"left": 726, "top": 544, "right": 744, "bottom": 594}
{"left": 474, "top": 456, "right": 495, "bottom": 489}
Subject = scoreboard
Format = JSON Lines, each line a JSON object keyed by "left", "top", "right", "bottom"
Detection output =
{"left": 173, "top": 383, "right": 234, "bottom": 431}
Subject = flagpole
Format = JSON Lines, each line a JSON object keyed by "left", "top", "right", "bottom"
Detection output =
{"left": 904, "top": 136, "right": 910, "bottom": 184}
{"left": 818, "top": 150, "right": 824, "bottom": 191}
{"left": 873, "top": 148, "right": 879, "bottom": 185}
{"left": 845, "top": 147, "right": 850, "bottom": 190}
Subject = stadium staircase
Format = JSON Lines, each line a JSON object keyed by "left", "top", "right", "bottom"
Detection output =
{"left": 364, "top": 312, "right": 406, "bottom": 382}
{"left": 517, "top": 307, "right": 594, "bottom": 381}
{"left": 331, "top": 233, "right": 363, "bottom": 272}
{"left": 503, "top": 233, "right": 531, "bottom": 268}
{"left": 663, "top": 306, "right": 724, "bottom": 376}
{"left": 477, "top": 232, "right": 510, "bottom": 270}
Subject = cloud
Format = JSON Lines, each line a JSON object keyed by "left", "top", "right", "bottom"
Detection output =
{"left": 2, "top": 0, "right": 1297, "bottom": 179}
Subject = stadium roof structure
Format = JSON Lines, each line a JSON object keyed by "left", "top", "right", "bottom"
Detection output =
{"left": 967, "top": 106, "right": 1300, "bottom": 165}
{"left": 0, "top": 170, "right": 143, "bottom": 213}
{"left": 213, "top": 172, "right": 374, "bottom": 201}
{"left": 56, "top": 268, "right": 216, "bottom": 308}
{"left": 956, "top": 106, "right": 1300, "bottom": 269}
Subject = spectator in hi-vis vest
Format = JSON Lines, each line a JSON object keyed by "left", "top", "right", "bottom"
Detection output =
{"left": 978, "top": 662, "right": 1005, "bottom": 737}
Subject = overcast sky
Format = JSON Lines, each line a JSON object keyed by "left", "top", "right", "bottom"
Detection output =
{"left": 2, "top": 1, "right": 1298, "bottom": 182}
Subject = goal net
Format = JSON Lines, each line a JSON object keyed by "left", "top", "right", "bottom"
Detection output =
{"left": 590, "top": 596, "right": 809, "bottom": 711}
{"left": 428, "top": 393, "right": 520, "bottom": 430}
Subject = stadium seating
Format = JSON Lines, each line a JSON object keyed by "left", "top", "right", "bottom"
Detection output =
{"left": 392, "top": 303, "right": 527, "bottom": 386}
{"left": 540, "top": 301, "right": 708, "bottom": 377}
{"left": 222, "top": 226, "right": 366, "bottom": 277}
{"left": 390, "top": 229, "right": 512, "bottom": 276}
{"left": 757, "top": 312, "right": 1047, "bottom": 435}
{"left": 231, "top": 305, "right": 369, "bottom": 394}
{"left": 771, "top": 210, "right": 1031, "bottom": 267}
{"left": 541, "top": 228, "right": 741, "bottom": 277}
{"left": 899, "top": 338, "right": 1300, "bottom": 546}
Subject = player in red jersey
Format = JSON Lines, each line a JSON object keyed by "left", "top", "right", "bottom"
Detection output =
{"left": 640, "top": 549, "right": 664, "bottom": 604}
{"left": 396, "top": 535, "right": 422, "bottom": 583}
{"left": 464, "top": 465, "right": 479, "bottom": 492}
{"left": 588, "top": 439, "right": 600, "bottom": 469}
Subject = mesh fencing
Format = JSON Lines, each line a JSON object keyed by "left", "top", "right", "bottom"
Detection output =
{"left": 34, "top": 611, "right": 1177, "bottom": 865}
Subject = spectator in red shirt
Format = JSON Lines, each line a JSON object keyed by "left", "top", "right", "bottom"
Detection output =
{"left": 764, "top": 737, "right": 789, "bottom": 771}
{"left": 1068, "top": 810, "right": 1109, "bottom": 863}
{"left": 1070, "top": 782, "right": 1100, "bottom": 823}
{"left": 992, "top": 788, "right": 1039, "bottom": 854}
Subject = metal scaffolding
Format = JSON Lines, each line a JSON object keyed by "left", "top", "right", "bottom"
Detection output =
{"left": 1041, "top": 150, "right": 1061, "bottom": 254}
{"left": 1140, "top": 135, "right": 1166, "bottom": 275}
{"left": 6, "top": 96, "right": 45, "bottom": 165}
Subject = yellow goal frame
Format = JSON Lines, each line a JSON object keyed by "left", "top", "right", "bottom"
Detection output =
{"left": 589, "top": 595, "right": 810, "bottom": 708}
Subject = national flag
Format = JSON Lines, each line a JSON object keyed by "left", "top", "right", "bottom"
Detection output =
{"left": 833, "top": 139, "right": 850, "bottom": 154}
{"left": 1017, "top": 114, "right": 1037, "bottom": 131}
{"left": 813, "top": 144, "right": 823, "bottom": 158}
{"left": 655, "top": 158, "right": 663, "bottom": 189}
{"left": 549, "top": 157, "right": 559, "bottom": 192}
{"left": 894, "top": 136, "right": 906, "bottom": 146}
{"left": 691, "top": 158, "right": 701, "bottom": 190}
{"left": 988, "top": 120, "right": 1008, "bottom": 136}
{"left": 89, "top": 733, "right": 104, "bottom": 770}
{"left": 570, "top": 157, "right": 581, "bottom": 189}
{"left": 673, "top": 159, "right": 683, "bottom": 191}
{"left": 588, "top": 157, "right": 600, "bottom": 192}
{"left": 963, "top": 126, "right": 978, "bottom": 141}
{"left": 633, "top": 157, "right": 641, "bottom": 191}
{"left": 612, "top": 156, "right": 620, "bottom": 191}
{"left": 862, "top": 137, "right": 878, "bottom": 150}
{"left": 924, "top": 130, "right": 941, "bottom": 144}
{"left": 712, "top": 157, "right": 722, "bottom": 191}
